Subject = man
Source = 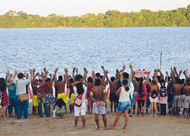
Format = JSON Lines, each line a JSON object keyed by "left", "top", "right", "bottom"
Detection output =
{"left": 90, "top": 79, "right": 108, "bottom": 130}
{"left": 54, "top": 68, "right": 68, "bottom": 113}
{"left": 92, "top": 66, "right": 107, "bottom": 86}
{"left": 183, "top": 79, "right": 190, "bottom": 118}
{"left": 45, "top": 73, "right": 56, "bottom": 114}
{"left": 34, "top": 68, "right": 50, "bottom": 117}
{"left": 172, "top": 78, "right": 183, "bottom": 116}
{"left": 106, "top": 71, "right": 119, "bottom": 112}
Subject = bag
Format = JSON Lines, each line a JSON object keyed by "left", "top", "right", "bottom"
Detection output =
{"left": 18, "top": 94, "right": 29, "bottom": 102}
{"left": 160, "top": 84, "right": 167, "bottom": 97}
{"left": 74, "top": 94, "right": 83, "bottom": 108}
{"left": 151, "top": 90, "right": 157, "bottom": 98}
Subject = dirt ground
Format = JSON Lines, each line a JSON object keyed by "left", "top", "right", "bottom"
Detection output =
{"left": 0, "top": 103, "right": 189, "bottom": 136}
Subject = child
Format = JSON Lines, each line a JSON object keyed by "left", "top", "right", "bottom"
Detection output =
{"left": 53, "top": 98, "right": 66, "bottom": 119}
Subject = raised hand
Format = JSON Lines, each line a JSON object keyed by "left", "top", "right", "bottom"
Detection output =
{"left": 55, "top": 68, "right": 58, "bottom": 73}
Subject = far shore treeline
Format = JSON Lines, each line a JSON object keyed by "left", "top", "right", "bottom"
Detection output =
{"left": 0, "top": 4, "right": 190, "bottom": 28}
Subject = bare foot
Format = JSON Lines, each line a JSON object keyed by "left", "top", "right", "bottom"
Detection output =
{"left": 97, "top": 128, "right": 100, "bottom": 130}
{"left": 83, "top": 127, "right": 86, "bottom": 129}
{"left": 110, "top": 126, "right": 116, "bottom": 130}
{"left": 122, "top": 127, "right": 127, "bottom": 129}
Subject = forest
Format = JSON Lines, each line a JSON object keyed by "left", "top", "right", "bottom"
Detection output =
{"left": 0, "top": 4, "right": 190, "bottom": 28}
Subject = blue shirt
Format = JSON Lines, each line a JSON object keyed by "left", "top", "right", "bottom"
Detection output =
{"left": 6, "top": 82, "right": 17, "bottom": 98}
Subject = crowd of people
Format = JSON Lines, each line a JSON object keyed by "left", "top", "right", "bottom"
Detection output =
{"left": 0, "top": 65, "right": 190, "bottom": 130}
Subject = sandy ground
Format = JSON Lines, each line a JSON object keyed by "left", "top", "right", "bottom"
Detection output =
{"left": 0, "top": 103, "right": 189, "bottom": 136}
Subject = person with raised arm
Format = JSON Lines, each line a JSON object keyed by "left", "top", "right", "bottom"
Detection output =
{"left": 0, "top": 72, "right": 13, "bottom": 118}
{"left": 183, "top": 79, "right": 190, "bottom": 118}
{"left": 120, "top": 65, "right": 134, "bottom": 116}
{"left": 31, "top": 69, "right": 39, "bottom": 115}
{"left": 5, "top": 71, "right": 17, "bottom": 118}
{"left": 34, "top": 68, "right": 50, "bottom": 117}
{"left": 147, "top": 71, "right": 159, "bottom": 117}
{"left": 106, "top": 70, "right": 119, "bottom": 112}
{"left": 54, "top": 68, "right": 68, "bottom": 113}
{"left": 92, "top": 66, "right": 107, "bottom": 86}
{"left": 45, "top": 73, "right": 56, "bottom": 114}
{"left": 159, "top": 71, "right": 168, "bottom": 117}
{"left": 132, "top": 69, "right": 147, "bottom": 117}
{"left": 110, "top": 80, "right": 131, "bottom": 129}
{"left": 172, "top": 70, "right": 183, "bottom": 116}
{"left": 72, "top": 74, "right": 87, "bottom": 129}
{"left": 12, "top": 70, "right": 32, "bottom": 119}
{"left": 90, "top": 79, "right": 108, "bottom": 130}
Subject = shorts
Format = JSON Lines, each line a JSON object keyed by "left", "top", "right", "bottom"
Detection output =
{"left": 172, "top": 95, "right": 182, "bottom": 108}
{"left": 92, "top": 101, "right": 106, "bottom": 115}
{"left": 137, "top": 100, "right": 145, "bottom": 108}
{"left": 33, "top": 95, "right": 39, "bottom": 106}
{"left": 118, "top": 101, "right": 131, "bottom": 112}
{"left": 109, "top": 92, "right": 119, "bottom": 103}
{"left": 133, "top": 92, "right": 137, "bottom": 105}
{"left": 184, "top": 96, "right": 190, "bottom": 109}
{"left": 181, "top": 95, "right": 185, "bottom": 108}
{"left": 74, "top": 105, "right": 87, "bottom": 116}
{"left": 46, "top": 94, "right": 56, "bottom": 106}
{"left": 57, "top": 93, "right": 68, "bottom": 104}
{"left": 149, "top": 97, "right": 158, "bottom": 103}
{"left": 37, "top": 96, "right": 46, "bottom": 104}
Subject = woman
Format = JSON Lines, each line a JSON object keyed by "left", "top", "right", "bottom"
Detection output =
{"left": 0, "top": 75, "right": 13, "bottom": 118}
{"left": 110, "top": 80, "right": 131, "bottom": 129}
{"left": 135, "top": 77, "right": 147, "bottom": 117}
{"left": 147, "top": 71, "right": 159, "bottom": 117}
{"left": 72, "top": 76, "right": 87, "bottom": 129}
{"left": 12, "top": 70, "right": 32, "bottom": 119}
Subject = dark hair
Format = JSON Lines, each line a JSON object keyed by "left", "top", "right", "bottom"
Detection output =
{"left": 125, "top": 87, "right": 129, "bottom": 92}
{"left": 87, "top": 77, "right": 93, "bottom": 83}
{"left": 95, "top": 79, "right": 101, "bottom": 86}
{"left": 58, "top": 76, "right": 63, "bottom": 81}
{"left": 111, "top": 77, "right": 115, "bottom": 82}
{"left": 176, "top": 78, "right": 181, "bottom": 84}
{"left": 160, "top": 79, "right": 165, "bottom": 84}
{"left": 138, "top": 78, "right": 143, "bottom": 94}
{"left": 187, "top": 79, "right": 190, "bottom": 85}
{"left": 70, "top": 78, "right": 73, "bottom": 83}
{"left": 157, "top": 76, "right": 161, "bottom": 83}
{"left": 76, "top": 83, "right": 84, "bottom": 94}
{"left": 18, "top": 73, "right": 24, "bottom": 79}
{"left": 136, "top": 77, "right": 140, "bottom": 82}
{"left": 56, "top": 98, "right": 65, "bottom": 108}
{"left": 123, "top": 72, "right": 129, "bottom": 79}
{"left": 95, "top": 73, "right": 100, "bottom": 77}
{"left": 46, "top": 78, "right": 51, "bottom": 82}
{"left": 0, "top": 78, "right": 6, "bottom": 91}
{"left": 122, "top": 80, "right": 128, "bottom": 86}
{"left": 75, "top": 74, "right": 83, "bottom": 81}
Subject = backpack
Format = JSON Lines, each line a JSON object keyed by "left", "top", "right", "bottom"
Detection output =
{"left": 74, "top": 93, "right": 83, "bottom": 108}
{"left": 160, "top": 84, "right": 167, "bottom": 97}
{"left": 151, "top": 89, "right": 157, "bottom": 98}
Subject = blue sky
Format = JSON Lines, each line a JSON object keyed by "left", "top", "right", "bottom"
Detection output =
{"left": 0, "top": 0, "right": 189, "bottom": 16}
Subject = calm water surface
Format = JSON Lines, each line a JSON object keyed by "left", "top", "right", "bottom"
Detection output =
{"left": 0, "top": 27, "right": 190, "bottom": 77}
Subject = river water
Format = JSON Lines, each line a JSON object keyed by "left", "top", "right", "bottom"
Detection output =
{"left": 0, "top": 27, "right": 190, "bottom": 78}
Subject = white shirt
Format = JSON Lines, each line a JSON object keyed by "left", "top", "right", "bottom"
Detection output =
{"left": 73, "top": 84, "right": 87, "bottom": 108}
{"left": 13, "top": 79, "right": 31, "bottom": 95}
{"left": 119, "top": 86, "right": 131, "bottom": 102}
